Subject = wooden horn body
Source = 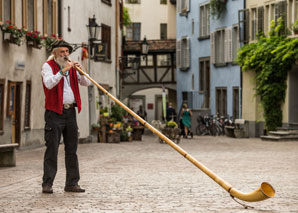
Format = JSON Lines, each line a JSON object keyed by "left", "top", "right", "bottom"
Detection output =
{"left": 72, "top": 62, "right": 275, "bottom": 203}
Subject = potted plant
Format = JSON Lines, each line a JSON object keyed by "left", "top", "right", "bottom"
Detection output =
{"left": 291, "top": 20, "right": 298, "bottom": 35}
{"left": 25, "top": 30, "right": 43, "bottom": 49}
{"left": 43, "top": 34, "right": 61, "bottom": 51}
{"left": 1, "top": 20, "right": 24, "bottom": 45}
{"left": 210, "top": 0, "right": 227, "bottom": 19}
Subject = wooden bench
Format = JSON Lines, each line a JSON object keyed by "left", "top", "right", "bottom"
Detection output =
{"left": 0, "top": 144, "right": 19, "bottom": 167}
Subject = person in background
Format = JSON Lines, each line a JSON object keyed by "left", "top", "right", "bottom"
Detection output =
{"left": 166, "top": 102, "right": 176, "bottom": 122}
{"left": 181, "top": 103, "right": 192, "bottom": 138}
{"left": 137, "top": 105, "right": 147, "bottom": 121}
{"left": 41, "top": 39, "right": 91, "bottom": 194}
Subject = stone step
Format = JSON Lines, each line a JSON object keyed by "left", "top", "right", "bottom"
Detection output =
{"left": 261, "top": 135, "right": 298, "bottom": 142}
{"left": 268, "top": 131, "right": 298, "bottom": 136}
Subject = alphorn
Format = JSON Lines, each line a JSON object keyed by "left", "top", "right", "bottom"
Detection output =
{"left": 67, "top": 57, "right": 275, "bottom": 205}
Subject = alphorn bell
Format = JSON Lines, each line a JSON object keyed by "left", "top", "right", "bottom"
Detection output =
{"left": 66, "top": 57, "right": 275, "bottom": 206}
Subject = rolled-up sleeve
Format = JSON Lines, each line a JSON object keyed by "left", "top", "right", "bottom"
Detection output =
{"left": 41, "top": 63, "right": 63, "bottom": 89}
{"left": 77, "top": 71, "right": 91, "bottom": 86}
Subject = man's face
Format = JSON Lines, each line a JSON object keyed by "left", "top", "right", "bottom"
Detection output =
{"left": 54, "top": 47, "right": 70, "bottom": 67}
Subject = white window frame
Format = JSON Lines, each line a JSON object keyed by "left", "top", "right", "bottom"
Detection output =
{"left": 177, "top": 0, "right": 190, "bottom": 15}
{"left": 199, "top": 2, "right": 210, "bottom": 38}
{"left": 176, "top": 37, "right": 190, "bottom": 70}
{"left": 211, "top": 29, "right": 225, "bottom": 65}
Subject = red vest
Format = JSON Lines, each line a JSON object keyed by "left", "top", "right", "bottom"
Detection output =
{"left": 42, "top": 59, "right": 82, "bottom": 114}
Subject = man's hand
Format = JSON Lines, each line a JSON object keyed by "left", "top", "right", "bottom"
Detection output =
{"left": 61, "top": 61, "right": 73, "bottom": 74}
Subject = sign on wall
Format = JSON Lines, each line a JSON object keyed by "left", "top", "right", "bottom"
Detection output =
{"left": 94, "top": 43, "right": 106, "bottom": 62}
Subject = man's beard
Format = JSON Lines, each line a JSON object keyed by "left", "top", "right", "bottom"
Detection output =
{"left": 55, "top": 55, "right": 68, "bottom": 68}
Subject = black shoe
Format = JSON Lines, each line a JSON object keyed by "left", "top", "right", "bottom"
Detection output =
{"left": 42, "top": 185, "right": 53, "bottom": 194}
{"left": 64, "top": 185, "right": 85, "bottom": 193}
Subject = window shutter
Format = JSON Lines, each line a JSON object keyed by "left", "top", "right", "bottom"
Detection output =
{"left": 176, "top": 40, "right": 181, "bottom": 69}
{"left": 210, "top": 32, "right": 215, "bottom": 64}
{"left": 258, "top": 6, "right": 264, "bottom": 33}
{"left": 185, "top": 37, "right": 190, "bottom": 68}
{"left": 186, "top": 0, "right": 190, "bottom": 13}
{"left": 207, "top": 5, "right": 210, "bottom": 36}
{"left": 177, "top": 0, "right": 181, "bottom": 14}
{"left": 238, "top": 9, "right": 250, "bottom": 43}
{"left": 225, "top": 28, "right": 232, "bottom": 63}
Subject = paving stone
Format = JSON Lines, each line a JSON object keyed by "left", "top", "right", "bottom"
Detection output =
{"left": 0, "top": 135, "right": 298, "bottom": 212}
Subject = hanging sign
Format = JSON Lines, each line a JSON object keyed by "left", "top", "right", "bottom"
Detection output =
{"left": 94, "top": 43, "right": 106, "bottom": 62}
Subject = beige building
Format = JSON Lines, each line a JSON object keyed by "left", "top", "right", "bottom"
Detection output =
{"left": 0, "top": 0, "right": 121, "bottom": 147}
{"left": 123, "top": 0, "right": 177, "bottom": 122}
{"left": 241, "top": 0, "right": 298, "bottom": 136}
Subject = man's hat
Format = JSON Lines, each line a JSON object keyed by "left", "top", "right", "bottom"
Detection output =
{"left": 51, "top": 39, "right": 73, "bottom": 54}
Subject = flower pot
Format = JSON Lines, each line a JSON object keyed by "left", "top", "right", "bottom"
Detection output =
{"left": 27, "top": 40, "right": 34, "bottom": 46}
{"left": 3, "top": 32, "right": 11, "bottom": 41}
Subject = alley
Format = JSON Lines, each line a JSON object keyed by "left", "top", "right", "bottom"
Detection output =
{"left": 0, "top": 135, "right": 298, "bottom": 212}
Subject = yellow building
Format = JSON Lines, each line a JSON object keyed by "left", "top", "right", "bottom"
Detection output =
{"left": 241, "top": 0, "right": 298, "bottom": 136}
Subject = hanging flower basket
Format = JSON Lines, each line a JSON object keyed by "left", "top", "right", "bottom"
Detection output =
{"left": 1, "top": 20, "right": 24, "bottom": 46}
{"left": 25, "top": 30, "right": 43, "bottom": 49}
{"left": 3, "top": 32, "right": 11, "bottom": 41}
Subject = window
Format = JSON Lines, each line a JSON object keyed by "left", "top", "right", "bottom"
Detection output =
{"left": 157, "top": 54, "right": 171, "bottom": 66}
{"left": 0, "top": 80, "right": 4, "bottom": 133}
{"left": 199, "top": 3, "right": 210, "bottom": 38}
{"left": 251, "top": 8, "right": 257, "bottom": 40}
{"left": 102, "top": 0, "right": 112, "bottom": 5}
{"left": 216, "top": 87, "right": 227, "bottom": 117}
{"left": 176, "top": 37, "right": 190, "bottom": 70}
{"left": 211, "top": 29, "right": 225, "bottom": 65}
{"left": 43, "top": 0, "right": 58, "bottom": 36}
{"left": 160, "top": 23, "right": 167, "bottom": 40}
{"left": 126, "top": 23, "right": 141, "bottom": 41}
{"left": 24, "top": 81, "right": 31, "bottom": 130}
{"left": 23, "top": 0, "right": 36, "bottom": 31}
{"left": 177, "top": 0, "right": 190, "bottom": 15}
{"left": 238, "top": 9, "right": 250, "bottom": 43}
{"left": 289, "top": 0, "right": 298, "bottom": 35}
{"left": 0, "top": 0, "right": 2, "bottom": 23}
{"left": 160, "top": 0, "right": 167, "bottom": 4}
{"left": 6, "top": 81, "right": 15, "bottom": 117}
{"left": 126, "top": 0, "right": 141, "bottom": 4}
{"left": 275, "top": 1, "right": 287, "bottom": 35}
{"left": 258, "top": 6, "right": 264, "bottom": 34}
{"left": 232, "top": 26, "right": 239, "bottom": 62}
{"left": 101, "top": 24, "right": 111, "bottom": 60}
{"left": 4, "top": 0, "right": 15, "bottom": 24}
{"left": 199, "top": 58, "right": 210, "bottom": 108}
{"left": 233, "top": 87, "right": 239, "bottom": 119}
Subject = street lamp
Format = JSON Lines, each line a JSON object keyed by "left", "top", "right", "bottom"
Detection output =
{"left": 86, "top": 15, "right": 101, "bottom": 57}
{"left": 87, "top": 15, "right": 100, "bottom": 42}
{"left": 141, "top": 37, "right": 149, "bottom": 55}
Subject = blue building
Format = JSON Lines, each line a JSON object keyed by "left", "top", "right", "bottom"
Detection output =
{"left": 176, "top": 0, "right": 244, "bottom": 123}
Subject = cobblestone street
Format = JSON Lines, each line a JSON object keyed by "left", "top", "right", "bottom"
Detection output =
{"left": 0, "top": 134, "right": 298, "bottom": 212}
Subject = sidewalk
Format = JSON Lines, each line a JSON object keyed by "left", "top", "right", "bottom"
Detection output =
{"left": 1, "top": 135, "right": 298, "bottom": 212}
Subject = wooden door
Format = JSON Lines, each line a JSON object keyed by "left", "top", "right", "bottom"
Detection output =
{"left": 7, "top": 82, "right": 21, "bottom": 145}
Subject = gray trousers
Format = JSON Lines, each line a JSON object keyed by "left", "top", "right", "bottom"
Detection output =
{"left": 42, "top": 108, "right": 80, "bottom": 187}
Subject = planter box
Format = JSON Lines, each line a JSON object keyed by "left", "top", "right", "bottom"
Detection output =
{"left": 107, "top": 132, "right": 120, "bottom": 143}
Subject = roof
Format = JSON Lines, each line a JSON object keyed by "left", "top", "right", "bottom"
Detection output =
{"left": 123, "top": 39, "right": 176, "bottom": 53}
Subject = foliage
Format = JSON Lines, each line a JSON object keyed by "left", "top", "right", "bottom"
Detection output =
{"left": 111, "top": 104, "right": 125, "bottom": 122}
{"left": 122, "top": 7, "right": 131, "bottom": 27}
{"left": 237, "top": 18, "right": 298, "bottom": 131}
{"left": 1, "top": 20, "right": 25, "bottom": 45}
{"left": 25, "top": 30, "right": 43, "bottom": 46}
{"left": 291, "top": 20, "right": 298, "bottom": 34}
{"left": 210, "top": 0, "right": 227, "bottom": 19}
{"left": 166, "top": 120, "right": 177, "bottom": 128}
{"left": 43, "top": 34, "right": 61, "bottom": 51}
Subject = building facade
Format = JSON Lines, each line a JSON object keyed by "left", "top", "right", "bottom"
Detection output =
{"left": 122, "top": 0, "right": 177, "bottom": 122}
{"left": 241, "top": 0, "right": 298, "bottom": 136}
{"left": 176, "top": 0, "right": 243, "bottom": 131}
{"left": 0, "top": 0, "right": 120, "bottom": 146}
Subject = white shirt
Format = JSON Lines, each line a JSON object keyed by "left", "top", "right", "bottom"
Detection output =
{"left": 41, "top": 62, "right": 91, "bottom": 104}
